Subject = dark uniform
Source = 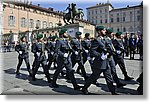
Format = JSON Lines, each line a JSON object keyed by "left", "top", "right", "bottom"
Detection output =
{"left": 31, "top": 34, "right": 51, "bottom": 83}
{"left": 81, "top": 33, "right": 100, "bottom": 85}
{"left": 70, "top": 31, "right": 88, "bottom": 80}
{"left": 82, "top": 26, "right": 116, "bottom": 95}
{"left": 15, "top": 36, "right": 32, "bottom": 76}
{"left": 124, "top": 34, "right": 130, "bottom": 57}
{"left": 105, "top": 28, "right": 126, "bottom": 88}
{"left": 136, "top": 72, "right": 143, "bottom": 94}
{"left": 113, "top": 32, "right": 134, "bottom": 81}
{"left": 129, "top": 34, "right": 136, "bottom": 60}
{"left": 52, "top": 29, "right": 81, "bottom": 90}
{"left": 31, "top": 38, "right": 37, "bottom": 72}
{"left": 137, "top": 35, "right": 143, "bottom": 60}
{"left": 81, "top": 33, "right": 92, "bottom": 65}
{"left": 45, "top": 36, "right": 57, "bottom": 69}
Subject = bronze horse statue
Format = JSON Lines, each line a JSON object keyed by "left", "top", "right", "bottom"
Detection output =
{"left": 63, "top": 3, "right": 84, "bottom": 24}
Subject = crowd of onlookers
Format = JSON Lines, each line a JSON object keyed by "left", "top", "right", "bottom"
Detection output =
{"left": 121, "top": 32, "right": 143, "bottom": 60}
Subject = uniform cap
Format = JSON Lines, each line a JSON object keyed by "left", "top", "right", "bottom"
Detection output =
{"left": 37, "top": 34, "right": 43, "bottom": 39}
{"left": 116, "top": 32, "right": 122, "bottom": 36}
{"left": 95, "top": 26, "right": 105, "bottom": 31}
{"left": 85, "top": 33, "right": 90, "bottom": 37}
{"left": 59, "top": 28, "right": 67, "bottom": 35}
{"left": 106, "top": 28, "right": 113, "bottom": 33}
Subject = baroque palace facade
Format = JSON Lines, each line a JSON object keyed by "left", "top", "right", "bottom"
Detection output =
{"left": 87, "top": 2, "right": 143, "bottom": 34}
{"left": 0, "top": 0, "right": 95, "bottom": 44}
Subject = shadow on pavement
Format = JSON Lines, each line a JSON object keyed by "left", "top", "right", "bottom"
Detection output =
{"left": 28, "top": 78, "right": 50, "bottom": 87}
{"left": 119, "top": 78, "right": 139, "bottom": 84}
{"left": 51, "top": 85, "right": 82, "bottom": 95}
{"left": 15, "top": 73, "right": 30, "bottom": 80}
{"left": 3, "top": 68, "right": 16, "bottom": 74}
{"left": 97, "top": 83, "right": 138, "bottom": 95}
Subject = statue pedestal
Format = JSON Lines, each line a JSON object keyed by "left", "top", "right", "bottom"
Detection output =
{"left": 63, "top": 23, "right": 84, "bottom": 38}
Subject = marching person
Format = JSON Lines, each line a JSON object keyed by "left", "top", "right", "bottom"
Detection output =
{"left": 70, "top": 31, "right": 89, "bottom": 80}
{"left": 112, "top": 32, "right": 134, "bottom": 81}
{"left": 45, "top": 36, "right": 57, "bottom": 69}
{"left": 52, "top": 29, "right": 82, "bottom": 90}
{"left": 81, "top": 26, "right": 117, "bottom": 95}
{"left": 105, "top": 28, "right": 126, "bottom": 88}
{"left": 31, "top": 34, "right": 52, "bottom": 83}
{"left": 15, "top": 36, "right": 32, "bottom": 76}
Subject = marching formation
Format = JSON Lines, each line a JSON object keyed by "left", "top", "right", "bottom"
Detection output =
{"left": 15, "top": 26, "right": 143, "bottom": 95}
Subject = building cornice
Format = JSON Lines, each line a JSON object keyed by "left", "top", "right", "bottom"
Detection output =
{"left": 86, "top": 3, "right": 114, "bottom": 9}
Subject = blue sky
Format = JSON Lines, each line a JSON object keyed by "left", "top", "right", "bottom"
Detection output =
{"left": 29, "top": 0, "right": 143, "bottom": 19}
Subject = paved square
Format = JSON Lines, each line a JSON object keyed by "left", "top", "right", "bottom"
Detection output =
{"left": 0, "top": 51, "right": 142, "bottom": 95}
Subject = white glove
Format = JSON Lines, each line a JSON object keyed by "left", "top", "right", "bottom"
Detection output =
{"left": 64, "top": 53, "right": 69, "bottom": 58}
{"left": 85, "top": 50, "right": 89, "bottom": 53}
{"left": 36, "top": 52, "right": 40, "bottom": 56}
{"left": 101, "top": 53, "right": 107, "bottom": 60}
{"left": 19, "top": 51, "right": 22, "bottom": 54}
{"left": 117, "top": 50, "right": 121, "bottom": 54}
{"left": 75, "top": 51, "right": 78, "bottom": 55}
{"left": 87, "top": 56, "right": 91, "bottom": 60}
{"left": 51, "top": 52, "right": 54, "bottom": 55}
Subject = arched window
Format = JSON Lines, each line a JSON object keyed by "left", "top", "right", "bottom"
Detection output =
{"left": 21, "top": 17, "right": 26, "bottom": 27}
{"left": 43, "top": 21, "right": 47, "bottom": 28}
{"left": 8, "top": 15, "right": 15, "bottom": 27}
{"left": 36, "top": 20, "right": 41, "bottom": 29}
{"left": 49, "top": 22, "right": 53, "bottom": 28}
{"left": 29, "top": 19, "right": 34, "bottom": 28}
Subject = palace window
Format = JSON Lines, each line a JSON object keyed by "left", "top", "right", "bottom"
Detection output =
{"left": 123, "top": 17, "right": 126, "bottom": 22}
{"left": 111, "top": 18, "right": 113, "bottom": 23}
{"left": 29, "top": 19, "right": 34, "bottom": 28}
{"left": 105, "top": 19, "right": 107, "bottom": 23}
{"left": 100, "top": 20, "right": 102, "bottom": 24}
{"left": 21, "top": 17, "right": 26, "bottom": 27}
{"left": 137, "top": 15, "right": 140, "bottom": 21}
{"left": 123, "top": 27, "right": 126, "bottom": 32}
{"left": 49, "top": 22, "right": 53, "bottom": 28}
{"left": 8, "top": 15, "right": 15, "bottom": 27}
{"left": 117, "top": 17, "right": 120, "bottom": 22}
{"left": 43, "top": 21, "right": 47, "bottom": 28}
{"left": 36, "top": 20, "right": 41, "bottom": 29}
{"left": 117, "top": 28, "right": 120, "bottom": 32}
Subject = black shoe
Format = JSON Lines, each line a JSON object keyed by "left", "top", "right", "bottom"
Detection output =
{"left": 16, "top": 71, "right": 20, "bottom": 75}
{"left": 74, "top": 85, "right": 83, "bottom": 90}
{"left": 65, "top": 76, "right": 70, "bottom": 80}
{"left": 125, "top": 76, "right": 134, "bottom": 81}
{"left": 28, "top": 71, "right": 32, "bottom": 77}
{"left": 82, "top": 88, "right": 89, "bottom": 95}
{"left": 32, "top": 76, "right": 37, "bottom": 81}
{"left": 84, "top": 76, "right": 89, "bottom": 81}
{"left": 52, "top": 83, "right": 59, "bottom": 88}
{"left": 117, "top": 83, "right": 127, "bottom": 88}
{"left": 48, "top": 79, "right": 52, "bottom": 83}
{"left": 112, "top": 93, "right": 119, "bottom": 95}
